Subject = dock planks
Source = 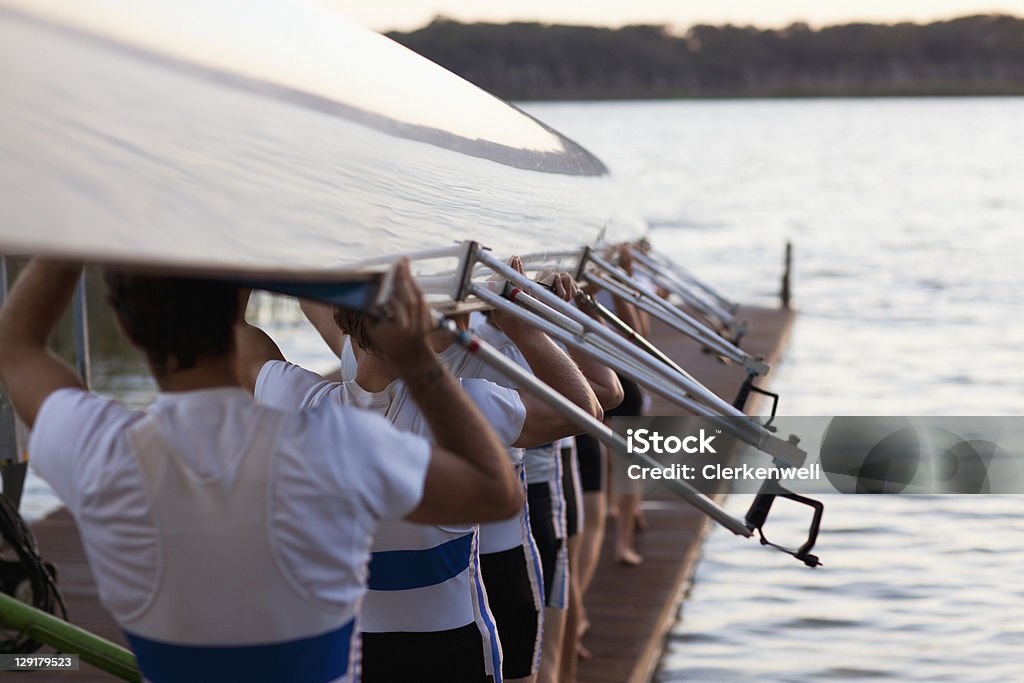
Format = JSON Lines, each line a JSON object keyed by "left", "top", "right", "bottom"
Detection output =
{"left": 12, "top": 305, "right": 794, "bottom": 683}
{"left": 577, "top": 305, "right": 795, "bottom": 683}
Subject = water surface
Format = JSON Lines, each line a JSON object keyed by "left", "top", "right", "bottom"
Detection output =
{"left": 528, "top": 97, "right": 1024, "bottom": 682}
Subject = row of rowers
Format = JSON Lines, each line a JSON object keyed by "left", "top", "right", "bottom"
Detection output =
{"left": 0, "top": 256, "right": 629, "bottom": 683}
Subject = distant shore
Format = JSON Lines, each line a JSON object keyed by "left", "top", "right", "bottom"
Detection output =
{"left": 387, "top": 14, "right": 1024, "bottom": 100}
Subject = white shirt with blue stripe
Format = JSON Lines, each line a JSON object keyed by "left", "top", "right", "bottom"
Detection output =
{"left": 255, "top": 360, "right": 526, "bottom": 682}
{"left": 29, "top": 386, "right": 431, "bottom": 683}
{"left": 467, "top": 319, "right": 570, "bottom": 607}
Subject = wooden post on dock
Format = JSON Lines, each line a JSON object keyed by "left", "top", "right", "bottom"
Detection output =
{"left": 781, "top": 241, "right": 793, "bottom": 309}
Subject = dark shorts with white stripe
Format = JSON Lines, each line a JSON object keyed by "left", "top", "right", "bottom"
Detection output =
{"left": 527, "top": 482, "right": 565, "bottom": 607}
{"left": 480, "top": 546, "right": 542, "bottom": 679}
{"left": 361, "top": 623, "right": 491, "bottom": 683}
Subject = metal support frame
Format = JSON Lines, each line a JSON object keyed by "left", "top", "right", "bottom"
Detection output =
{"left": 636, "top": 246, "right": 738, "bottom": 314}
{"left": 471, "top": 251, "right": 806, "bottom": 468}
{"left": 473, "top": 257, "right": 741, "bottom": 418}
{"left": 72, "top": 272, "right": 92, "bottom": 389}
{"left": 582, "top": 293, "right": 700, "bottom": 384}
{"left": 628, "top": 247, "right": 746, "bottom": 338}
{"left": 582, "top": 249, "right": 769, "bottom": 376}
{"left": 438, "top": 317, "right": 753, "bottom": 537}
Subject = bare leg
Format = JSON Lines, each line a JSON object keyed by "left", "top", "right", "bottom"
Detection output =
{"left": 560, "top": 535, "right": 582, "bottom": 682}
{"left": 615, "top": 492, "right": 643, "bottom": 566}
{"left": 576, "top": 491, "right": 606, "bottom": 640}
{"left": 536, "top": 606, "right": 566, "bottom": 683}
{"left": 605, "top": 453, "right": 618, "bottom": 518}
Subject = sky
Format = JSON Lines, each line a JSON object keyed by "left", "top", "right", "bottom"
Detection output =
{"left": 326, "top": 0, "right": 1024, "bottom": 32}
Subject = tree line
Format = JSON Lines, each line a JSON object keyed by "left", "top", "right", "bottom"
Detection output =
{"left": 387, "top": 14, "right": 1024, "bottom": 99}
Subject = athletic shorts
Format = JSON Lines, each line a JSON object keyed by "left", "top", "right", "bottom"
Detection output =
{"left": 575, "top": 433, "right": 604, "bottom": 492}
{"left": 527, "top": 482, "right": 568, "bottom": 609}
{"left": 606, "top": 375, "right": 645, "bottom": 492}
{"left": 480, "top": 546, "right": 543, "bottom": 679}
{"left": 561, "top": 444, "right": 583, "bottom": 537}
{"left": 605, "top": 374, "right": 644, "bottom": 417}
{"left": 361, "top": 623, "right": 491, "bottom": 683}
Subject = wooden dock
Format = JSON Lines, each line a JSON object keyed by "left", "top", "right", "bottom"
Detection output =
{"left": 578, "top": 304, "right": 795, "bottom": 683}
{"left": 12, "top": 304, "right": 793, "bottom": 683}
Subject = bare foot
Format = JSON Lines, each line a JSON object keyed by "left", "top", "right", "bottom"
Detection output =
{"left": 615, "top": 547, "right": 643, "bottom": 566}
{"left": 577, "top": 642, "right": 593, "bottom": 660}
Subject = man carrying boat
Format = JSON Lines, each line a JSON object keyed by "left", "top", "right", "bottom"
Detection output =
{"left": 463, "top": 268, "right": 623, "bottom": 683}
{"left": 0, "top": 258, "right": 522, "bottom": 683}
{"left": 237, "top": 265, "right": 613, "bottom": 683}
{"left": 445, "top": 273, "right": 621, "bottom": 683}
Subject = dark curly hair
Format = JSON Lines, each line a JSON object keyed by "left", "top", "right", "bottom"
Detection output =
{"left": 103, "top": 271, "right": 240, "bottom": 376}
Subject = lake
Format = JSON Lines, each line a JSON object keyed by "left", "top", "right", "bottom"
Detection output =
{"left": 528, "top": 97, "right": 1024, "bottom": 682}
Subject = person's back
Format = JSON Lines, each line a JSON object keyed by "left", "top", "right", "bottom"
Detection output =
{"left": 0, "top": 259, "right": 520, "bottom": 683}
{"left": 29, "top": 384, "right": 428, "bottom": 681}
{"left": 254, "top": 354, "right": 523, "bottom": 682}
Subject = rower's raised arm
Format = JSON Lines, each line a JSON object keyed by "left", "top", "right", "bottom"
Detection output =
{"left": 0, "top": 259, "right": 85, "bottom": 427}
{"left": 361, "top": 259, "right": 522, "bottom": 524}
{"left": 233, "top": 290, "right": 286, "bottom": 394}
{"left": 489, "top": 261, "right": 602, "bottom": 447}
{"left": 300, "top": 299, "right": 346, "bottom": 357}
{"left": 550, "top": 272, "right": 624, "bottom": 412}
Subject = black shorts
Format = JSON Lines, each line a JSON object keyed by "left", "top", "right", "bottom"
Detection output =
{"left": 361, "top": 623, "right": 491, "bottom": 683}
{"left": 561, "top": 445, "right": 581, "bottom": 537}
{"left": 527, "top": 482, "right": 566, "bottom": 607}
{"left": 575, "top": 433, "right": 604, "bottom": 492}
{"left": 605, "top": 374, "right": 644, "bottom": 417}
{"left": 480, "top": 547, "right": 542, "bottom": 679}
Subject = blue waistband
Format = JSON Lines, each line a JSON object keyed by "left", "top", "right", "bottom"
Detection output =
{"left": 125, "top": 620, "right": 353, "bottom": 683}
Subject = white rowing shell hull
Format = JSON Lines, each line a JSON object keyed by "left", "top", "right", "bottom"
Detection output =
{"left": 0, "top": 1, "right": 642, "bottom": 280}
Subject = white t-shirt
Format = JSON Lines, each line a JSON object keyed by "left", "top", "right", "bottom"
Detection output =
{"left": 255, "top": 360, "right": 525, "bottom": 636}
{"left": 436, "top": 336, "right": 539, "bottom": 553}
{"left": 468, "top": 320, "right": 564, "bottom": 486}
{"left": 28, "top": 386, "right": 430, "bottom": 636}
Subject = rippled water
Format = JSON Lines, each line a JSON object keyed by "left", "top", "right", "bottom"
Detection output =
{"left": 526, "top": 98, "right": 1024, "bottom": 682}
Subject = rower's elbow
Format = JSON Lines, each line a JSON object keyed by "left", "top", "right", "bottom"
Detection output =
{"left": 501, "top": 485, "right": 525, "bottom": 519}
{"left": 572, "top": 386, "right": 603, "bottom": 422}
{"left": 478, "top": 479, "right": 523, "bottom": 522}
{"left": 602, "top": 382, "right": 625, "bottom": 413}
{"left": 587, "top": 386, "right": 605, "bottom": 421}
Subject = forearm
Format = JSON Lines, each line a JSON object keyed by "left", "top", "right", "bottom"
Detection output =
{"left": 0, "top": 260, "right": 81, "bottom": 351}
{"left": 613, "top": 295, "right": 649, "bottom": 338}
{"left": 233, "top": 320, "right": 285, "bottom": 394}
{"left": 0, "top": 260, "right": 85, "bottom": 427}
{"left": 398, "top": 350, "right": 510, "bottom": 480}
{"left": 299, "top": 299, "right": 344, "bottom": 357}
{"left": 505, "top": 328, "right": 600, "bottom": 418}
{"left": 566, "top": 345, "right": 621, "bottom": 412}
